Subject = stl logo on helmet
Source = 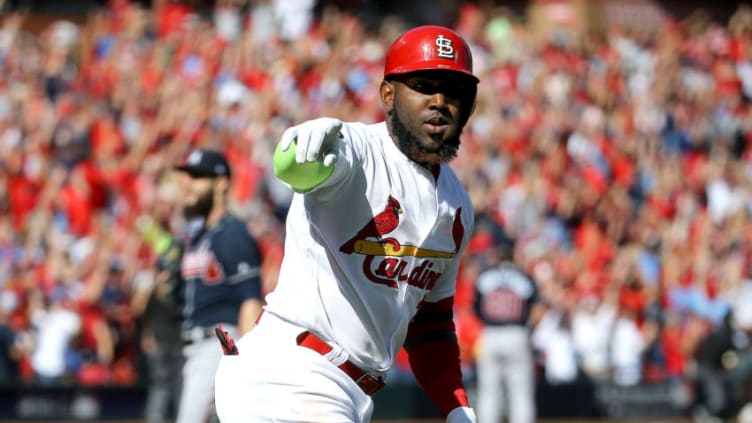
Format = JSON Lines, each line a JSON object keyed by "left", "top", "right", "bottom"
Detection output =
{"left": 435, "top": 35, "right": 455, "bottom": 59}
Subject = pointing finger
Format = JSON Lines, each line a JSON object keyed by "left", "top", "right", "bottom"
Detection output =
{"left": 279, "top": 127, "right": 297, "bottom": 152}
{"left": 306, "top": 127, "right": 325, "bottom": 163}
{"left": 297, "top": 125, "right": 315, "bottom": 164}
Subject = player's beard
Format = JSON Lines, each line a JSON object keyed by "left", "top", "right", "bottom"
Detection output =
{"left": 389, "top": 105, "right": 461, "bottom": 168}
{"left": 183, "top": 188, "right": 214, "bottom": 220}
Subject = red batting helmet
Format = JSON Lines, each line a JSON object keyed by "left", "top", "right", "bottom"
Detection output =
{"left": 384, "top": 25, "right": 478, "bottom": 83}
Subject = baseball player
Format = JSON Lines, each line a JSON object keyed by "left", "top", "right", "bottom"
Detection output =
{"left": 214, "top": 25, "right": 480, "bottom": 423}
{"left": 173, "top": 149, "right": 264, "bottom": 423}
{"left": 473, "top": 241, "right": 541, "bottom": 423}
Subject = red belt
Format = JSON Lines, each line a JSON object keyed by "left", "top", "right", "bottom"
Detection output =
{"left": 296, "top": 331, "right": 385, "bottom": 396}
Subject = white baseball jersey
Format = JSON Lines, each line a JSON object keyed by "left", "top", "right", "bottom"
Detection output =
{"left": 264, "top": 121, "right": 474, "bottom": 375}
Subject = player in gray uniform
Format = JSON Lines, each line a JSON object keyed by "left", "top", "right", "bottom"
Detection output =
{"left": 173, "top": 149, "right": 264, "bottom": 423}
{"left": 473, "top": 241, "right": 541, "bottom": 423}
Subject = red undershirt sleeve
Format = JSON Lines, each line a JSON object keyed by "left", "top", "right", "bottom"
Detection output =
{"left": 404, "top": 296, "right": 470, "bottom": 418}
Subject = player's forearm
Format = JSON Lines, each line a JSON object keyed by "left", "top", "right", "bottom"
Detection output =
{"left": 237, "top": 298, "right": 264, "bottom": 335}
{"left": 404, "top": 297, "right": 472, "bottom": 418}
{"left": 407, "top": 339, "right": 471, "bottom": 418}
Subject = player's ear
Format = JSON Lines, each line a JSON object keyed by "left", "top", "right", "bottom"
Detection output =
{"left": 380, "top": 80, "right": 394, "bottom": 112}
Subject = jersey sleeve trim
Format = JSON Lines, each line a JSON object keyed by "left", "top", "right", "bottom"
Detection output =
{"left": 225, "top": 266, "right": 261, "bottom": 285}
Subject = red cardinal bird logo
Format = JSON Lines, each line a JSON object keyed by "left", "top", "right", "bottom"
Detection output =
{"left": 340, "top": 196, "right": 402, "bottom": 254}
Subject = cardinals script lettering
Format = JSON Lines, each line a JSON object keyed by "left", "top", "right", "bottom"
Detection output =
{"left": 362, "top": 257, "right": 442, "bottom": 289}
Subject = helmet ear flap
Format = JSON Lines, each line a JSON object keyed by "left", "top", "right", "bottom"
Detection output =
{"left": 384, "top": 25, "right": 478, "bottom": 83}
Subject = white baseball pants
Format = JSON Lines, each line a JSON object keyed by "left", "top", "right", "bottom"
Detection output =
{"left": 214, "top": 312, "right": 374, "bottom": 422}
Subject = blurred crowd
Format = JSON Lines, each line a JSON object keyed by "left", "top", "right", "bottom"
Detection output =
{"left": 1, "top": 0, "right": 752, "bottom": 418}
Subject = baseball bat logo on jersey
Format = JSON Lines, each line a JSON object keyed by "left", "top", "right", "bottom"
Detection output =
{"left": 181, "top": 241, "right": 225, "bottom": 285}
{"left": 339, "top": 195, "right": 465, "bottom": 289}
